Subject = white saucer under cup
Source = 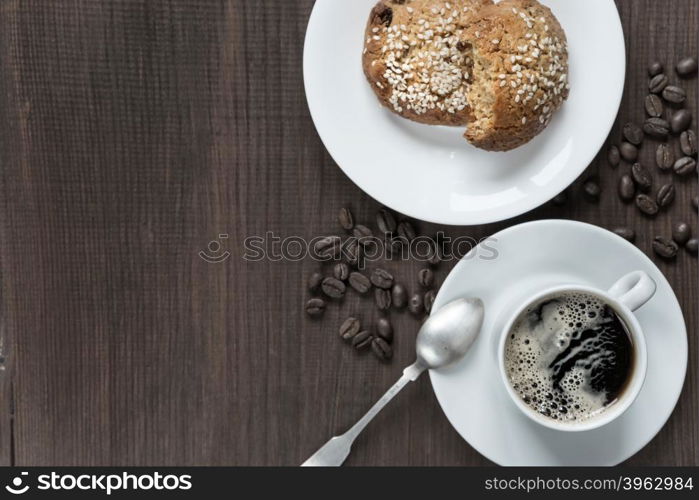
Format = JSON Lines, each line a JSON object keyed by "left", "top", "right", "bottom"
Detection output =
{"left": 304, "top": 0, "right": 625, "bottom": 225}
{"left": 429, "top": 220, "right": 688, "bottom": 466}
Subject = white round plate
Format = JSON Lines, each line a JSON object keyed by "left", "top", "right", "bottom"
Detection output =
{"left": 304, "top": 0, "right": 625, "bottom": 225}
{"left": 429, "top": 220, "right": 688, "bottom": 466}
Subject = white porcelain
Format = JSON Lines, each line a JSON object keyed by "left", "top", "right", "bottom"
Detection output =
{"left": 497, "top": 271, "right": 656, "bottom": 433}
{"left": 304, "top": 0, "right": 626, "bottom": 225}
{"left": 429, "top": 220, "right": 687, "bottom": 466}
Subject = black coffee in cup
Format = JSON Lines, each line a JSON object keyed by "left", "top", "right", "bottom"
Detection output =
{"left": 504, "top": 291, "right": 634, "bottom": 423}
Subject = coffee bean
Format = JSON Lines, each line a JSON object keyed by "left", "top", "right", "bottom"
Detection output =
{"left": 397, "top": 220, "right": 416, "bottom": 241}
{"left": 656, "top": 183, "right": 675, "bottom": 208}
{"left": 344, "top": 238, "right": 362, "bottom": 267}
{"left": 308, "top": 272, "right": 324, "bottom": 293}
{"left": 680, "top": 130, "right": 697, "bottom": 156}
{"left": 333, "top": 262, "right": 349, "bottom": 281}
{"left": 552, "top": 191, "right": 568, "bottom": 205}
{"left": 376, "top": 208, "right": 397, "bottom": 234}
{"left": 305, "top": 298, "right": 326, "bottom": 317}
{"left": 376, "top": 317, "right": 393, "bottom": 342}
{"left": 618, "top": 175, "right": 635, "bottom": 202}
{"left": 349, "top": 272, "right": 371, "bottom": 294}
{"left": 636, "top": 194, "right": 659, "bottom": 216}
{"left": 643, "top": 118, "right": 670, "bottom": 139}
{"left": 353, "top": 224, "right": 374, "bottom": 241}
{"left": 662, "top": 85, "right": 686, "bottom": 104}
{"left": 649, "top": 73, "right": 668, "bottom": 93}
{"left": 424, "top": 290, "right": 436, "bottom": 313}
{"left": 648, "top": 61, "right": 663, "bottom": 77}
{"left": 352, "top": 331, "right": 373, "bottom": 351}
{"left": 338, "top": 207, "right": 354, "bottom": 231}
{"left": 652, "top": 236, "right": 679, "bottom": 259}
{"left": 693, "top": 196, "right": 699, "bottom": 213}
{"left": 644, "top": 94, "right": 663, "bottom": 117}
{"left": 339, "top": 317, "right": 361, "bottom": 340}
{"left": 672, "top": 222, "right": 691, "bottom": 246}
{"left": 631, "top": 163, "right": 652, "bottom": 192}
{"left": 582, "top": 180, "right": 601, "bottom": 201}
{"left": 613, "top": 227, "right": 636, "bottom": 243}
{"left": 673, "top": 156, "right": 697, "bottom": 176}
{"left": 607, "top": 145, "right": 620, "bottom": 167}
{"left": 418, "top": 268, "right": 434, "bottom": 288}
{"left": 322, "top": 277, "right": 346, "bottom": 299}
{"left": 391, "top": 283, "right": 408, "bottom": 309}
{"left": 314, "top": 236, "right": 342, "bottom": 259}
{"left": 670, "top": 109, "right": 692, "bottom": 134}
{"left": 619, "top": 142, "right": 638, "bottom": 162}
{"left": 656, "top": 143, "right": 674, "bottom": 170}
{"left": 370, "top": 268, "right": 394, "bottom": 289}
{"left": 374, "top": 288, "right": 392, "bottom": 311}
{"left": 676, "top": 57, "right": 698, "bottom": 77}
{"left": 686, "top": 239, "right": 698, "bottom": 256}
{"left": 623, "top": 122, "right": 644, "bottom": 145}
{"left": 371, "top": 337, "right": 393, "bottom": 361}
{"left": 408, "top": 293, "right": 424, "bottom": 316}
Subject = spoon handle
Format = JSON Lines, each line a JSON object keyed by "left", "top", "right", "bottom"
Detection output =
{"left": 301, "top": 361, "right": 426, "bottom": 467}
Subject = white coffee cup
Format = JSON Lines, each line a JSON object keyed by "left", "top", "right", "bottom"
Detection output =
{"left": 498, "top": 270, "right": 656, "bottom": 432}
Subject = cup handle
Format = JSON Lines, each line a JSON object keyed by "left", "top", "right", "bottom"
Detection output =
{"left": 607, "top": 271, "right": 656, "bottom": 312}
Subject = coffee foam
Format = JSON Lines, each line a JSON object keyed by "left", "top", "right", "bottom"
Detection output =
{"left": 504, "top": 292, "right": 633, "bottom": 424}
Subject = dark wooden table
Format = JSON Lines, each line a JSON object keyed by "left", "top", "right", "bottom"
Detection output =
{"left": 0, "top": 0, "right": 696, "bottom": 466}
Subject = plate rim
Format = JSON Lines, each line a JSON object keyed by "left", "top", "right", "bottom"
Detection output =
{"left": 428, "top": 219, "right": 688, "bottom": 465}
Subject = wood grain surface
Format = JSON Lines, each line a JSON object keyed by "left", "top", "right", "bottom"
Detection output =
{"left": 0, "top": 0, "right": 696, "bottom": 466}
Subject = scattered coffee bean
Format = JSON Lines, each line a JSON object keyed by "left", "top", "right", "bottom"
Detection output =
{"left": 344, "top": 239, "right": 362, "bottom": 267}
{"left": 352, "top": 331, "right": 373, "bottom": 351}
{"left": 644, "top": 94, "right": 664, "bottom": 117}
{"left": 424, "top": 290, "right": 436, "bottom": 314}
{"left": 308, "top": 272, "right": 324, "bottom": 294}
{"left": 656, "top": 183, "right": 675, "bottom": 208}
{"left": 636, "top": 194, "right": 659, "bottom": 216}
{"left": 392, "top": 283, "right": 408, "bottom": 309}
{"left": 613, "top": 227, "right": 636, "bottom": 243}
{"left": 371, "top": 337, "right": 393, "bottom": 361}
{"left": 418, "top": 268, "right": 434, "bottom": 288}
{"left": 648, "top": 61, "right": 663, "bottom": 77}
{"left": 314, "top": 236, "right": 342, "bottom": 259}
{"left": 376, "top": 208, "right": 397, "bottom": 234}
{"left": 376, "top": 317, "right": 393, "bottom": 343}
{"left": 333, "top": 262, "right": 349, "bottom": 281}
{"left": 607, "top": 145, "right": 621, "bottom": 167}
{"left": 662, "top": 85, "right": 686, "bottom": 104}
{"left": 339, "top": 317, "right": 361, "bottom": 340}
{"left": 672, "top": 222, "right": 691, "bottom": 246}
{"left": 338, "top": 207, "right": 354, "bottom": 231}
{"left": 680, "top": 130, "right": 697, "bottom": 156}
{"left": 686, "top": 239, "right": 698, "bottom": 256}
{"left": 656, "top": 143, "right": 674, "bottom": 170}
{"left": 618, "top": 175, "right": 635, "bottom": 202}
{"left": 623, "top": 122, "right": 644, "bottom": 145}
{"left": 582, "top": 180, "right": 601, "bottom": 201}
{"left": 643, "top": 118, "right": 670, "bottom": 139}
{"left": 670, "top": 109, "right": 692, "bottom": 134}
{"left": 348, "top": 271, "right": 371, "bottom": 294}
{"left": 374, "top": 288, "right": 392, "bottom": 311}
{"left": 652, "top": 236, "right": 679, "bottom": 259}
{"left": 619, "top": 141, "right": 638, "bottom": 162}
{"left": 552, "top": 191, "right": 568, "bottom": 205}
{"left": 370, "top": 268, "right": 394, "bottom": 289}
{"left": 673, "top": 156, "right": 697, "bottom": 176}
{"left": 305, "top": 298, "right": 326, "bottom": 317}
{"left": 676, "top": 57, "right": 698, "bottom": 77}
{"left": 353, "top": 224, "right": 374, "bottom": 241}
{"left": 649, "top": 73, "right": 669, "bottom": 93}
{"left": 408, "top": 293, "right": 424, "bottom": 316}
{"left": 322, "top": 277, "right": 346, "bottom": 299}
{"left": 631, "top": 163, "right": 652, "bottom": 192}
{"left": 397, "top": 221, "right": 416, "bottom": 241}
{"left": 693, "top": 196, "right": 699, "bottom": 212}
